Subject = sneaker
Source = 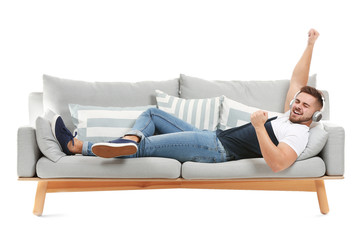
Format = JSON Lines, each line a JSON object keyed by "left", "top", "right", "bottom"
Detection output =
{"left": 91, "top": 138, "right": 138, "bottom": 158}
{"left": 51, "top": 115, "right": 77, "bottom": 155}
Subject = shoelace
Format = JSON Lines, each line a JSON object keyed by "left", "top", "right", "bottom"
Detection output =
{"left": 63, "top": 127, "right": 77, "bottom": 146}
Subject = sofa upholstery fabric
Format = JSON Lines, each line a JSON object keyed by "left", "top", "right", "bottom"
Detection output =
{"left": 43, "top": 75, "right": 179, "bottom": 132}
{"left": 179, "top": 74, "right": 330, "bottom": 120}
{"left": 182, "top": 157, "right": 326, "bottom": 179}
{"left": 36, "top": 156, "right": 182, "bottom": 179}
{"left": 297, "top": 124, "right": 328, "bottom": 161}
{"left": 320, "top": 122, "right": 345, "bottom": 175}
{"left": 35, "top": 116, "right": 66, "bottom": 162}
{"left": 18, "top": 126, "right": 41, "bottom": 177}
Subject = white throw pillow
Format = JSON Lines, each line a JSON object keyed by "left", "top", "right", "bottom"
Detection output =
{"left": 219, "top": 96, "right": 284, "bottom": 130}
{"left": 155, "top": 90, "right": 221, "bottom": 131}
{"left": 69, "top": 104, "right": 155, "bottom": 143}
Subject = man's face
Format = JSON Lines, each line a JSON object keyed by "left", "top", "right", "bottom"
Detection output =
{"left": 289, "top": 92, "right": 321, "bottom": 124}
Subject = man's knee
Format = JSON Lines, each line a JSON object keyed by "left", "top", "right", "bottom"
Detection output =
{"left": 147, "top": 107, "right": 164, "bottom": 115}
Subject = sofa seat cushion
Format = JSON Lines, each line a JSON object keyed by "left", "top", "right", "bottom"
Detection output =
{"left": 181, "top": 157, "right": 326, "bottom": 179}
{"left": 36, "top": 156, "right": 181, "bottom": 179}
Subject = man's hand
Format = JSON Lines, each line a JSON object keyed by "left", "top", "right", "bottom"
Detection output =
{"left": 251, "top": 110, "right": 268, "bottom": 130}
{"left": 308, "top": 28, "right": 319, "bottom": 45}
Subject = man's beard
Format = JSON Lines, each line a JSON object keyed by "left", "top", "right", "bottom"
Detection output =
{"left": 289, "top": 113, "right": 312, "bottom": 124}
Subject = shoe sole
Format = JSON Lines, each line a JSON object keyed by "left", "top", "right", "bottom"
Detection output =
{"left": 91, "top": 143, "right": 138, "bottom": 158}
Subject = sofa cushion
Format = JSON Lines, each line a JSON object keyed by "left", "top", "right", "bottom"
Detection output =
{"left": 155, "top": 90, "right": 221, "bottom": 131}
{"left": 219, "top": 96, "right": 283, "bottom": 130}
{"left": 69, "top": 104, "right": 155, "bottom": 143}
{"left": 34, "top": 109, "right": 66, "bottom": 162}
{"left": 36, "top": 156, "right": 182, "bottom": 178}
{"left": 182, "top": 157, "right": 326, "bottom": 179}
{"left": 43, "top": 75, "right": 179, "bottom": 132}
{"left": 35, "top": 116, "right": 66, "bottom": 162}
{"left": 297, "top": 123, "right": 328, "bottom": 161}
{"left": 179, "top": 74, "right": 317, "bottom": 113}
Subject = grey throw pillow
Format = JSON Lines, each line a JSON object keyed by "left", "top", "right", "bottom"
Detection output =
{"left": 35, "top": 113, "right": 66, "bottom": 163}
{"left": 297, "top": 123, "right": 328, "bottom": 161}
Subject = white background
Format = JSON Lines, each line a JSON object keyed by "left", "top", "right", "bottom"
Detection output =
{"left": 1, "top": 0, "right": 362, "bottom": 239}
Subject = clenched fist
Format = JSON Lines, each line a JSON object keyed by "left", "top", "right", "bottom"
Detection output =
{"left": 251, "top": 110, "right": 268, "bottom": 129}
{"left": 308, "top": 28, "right": 319, "bottom": 45}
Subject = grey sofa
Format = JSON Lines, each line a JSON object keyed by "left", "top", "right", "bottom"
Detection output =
{"left": 18, "top": 74, "right": 345, "bottom": 216}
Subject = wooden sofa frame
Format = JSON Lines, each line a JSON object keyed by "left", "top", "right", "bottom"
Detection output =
{"left": 19, "top": 176, "right": 343, "bottom": 216}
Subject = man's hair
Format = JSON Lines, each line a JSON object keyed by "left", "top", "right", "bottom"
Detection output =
{"left": 299, "top": 86, "right": 324, "bottom": 109}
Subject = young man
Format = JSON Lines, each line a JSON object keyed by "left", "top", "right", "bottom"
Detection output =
{"left": 52, "top": 29, "right": 322, "bottom": 173}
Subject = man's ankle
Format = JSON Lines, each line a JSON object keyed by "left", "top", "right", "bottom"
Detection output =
{"left": 67, "top": 138, "right": 83, "bottom": 154}
{"left": 123, "top": 135, "right": 140, "bottom": 143}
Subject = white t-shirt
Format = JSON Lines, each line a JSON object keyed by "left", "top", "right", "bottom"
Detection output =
{"left": 271, "top": 111, "right": 309, "bottom": 156}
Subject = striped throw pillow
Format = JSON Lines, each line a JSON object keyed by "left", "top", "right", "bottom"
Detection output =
{"left": 219, "top": 96, "right": 284, "bottom": 130}
{"left": 155, "top": 90, "right": 220, "bottom": 131}
{"left": 69, "top": 104, "right": 155, "bottom": 143}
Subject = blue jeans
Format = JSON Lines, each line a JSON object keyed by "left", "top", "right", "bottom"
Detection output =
{"left": 82, "top": 108, "right": 232, "bottom": 163}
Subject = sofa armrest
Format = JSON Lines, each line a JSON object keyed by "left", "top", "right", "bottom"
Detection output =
{"left": 17, "top": 126, "right": 41, "bottom": 177}
{"left": 320, "top": 121, "right": 345, "bottom": 176}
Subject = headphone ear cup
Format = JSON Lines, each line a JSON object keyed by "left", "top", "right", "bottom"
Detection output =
{"left": 312, "top": 111, "right": 322, "bottom": 122}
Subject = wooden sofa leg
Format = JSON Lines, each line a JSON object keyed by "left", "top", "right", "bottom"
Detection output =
{"left": 33, "top": 181, "right": 48, "bottom": 216}
{"left": 315, "top": 180, "right": 329, "bottom": 214}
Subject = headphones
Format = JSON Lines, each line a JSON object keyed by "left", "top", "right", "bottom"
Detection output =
{"left": 289, "top": 90, "right": 325, "bottom": 122}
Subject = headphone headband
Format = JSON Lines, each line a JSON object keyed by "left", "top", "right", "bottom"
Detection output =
{"left": 293, "top": 90, "right": 325, "bottom": 111}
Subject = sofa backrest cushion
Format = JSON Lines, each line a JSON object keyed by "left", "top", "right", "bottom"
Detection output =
{"left": 179, "top": 74, "right": 329, "bottom": 120}
{"left": 43, "top": 75, "right": 179, "bottom": 132}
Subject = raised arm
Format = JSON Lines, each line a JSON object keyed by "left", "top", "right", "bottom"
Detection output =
{"left": 284, "top": 29, "right": 320, "bottom": 112}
